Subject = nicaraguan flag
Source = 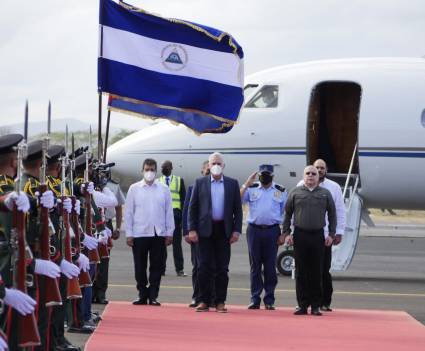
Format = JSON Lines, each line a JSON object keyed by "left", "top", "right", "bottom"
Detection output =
{"left": 98, "top": 0, "right": 244, "bottom": 134}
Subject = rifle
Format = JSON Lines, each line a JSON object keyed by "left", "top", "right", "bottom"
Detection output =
{"left": 84, "top": 128, "right": 100, "bottom": 264}
{"left": 38, "top": 101, "right": 62, "bottom": 306}
{"left": 60, "top": 130, "right": 82, "bottom": 299}
{"left": 10, "top": 102, "right": 41, "bottom": 346}
{"left": 69, "top": 133, "right": 92, "bottom": 287}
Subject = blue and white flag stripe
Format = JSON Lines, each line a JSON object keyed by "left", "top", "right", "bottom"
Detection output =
{"left": 98, "top": 0, "right": 244, "bottom": 133}
{"left": 102, "top": 25, "right": 242, "bottom": 87}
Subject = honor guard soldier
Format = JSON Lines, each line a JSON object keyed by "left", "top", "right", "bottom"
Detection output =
{"left": 159, "top": 160, "right": 186, "bottom": 276}
{"left": 0, "top": 134, "right": 37, "bottom": 351}
{"left": 241, "top": 164, "right": 287, "bottom": 310}
{"left": 46, "top": 145, "right": 83, "bottom": 351}
{"left": 22, "top": 140, "right": 67, "bottom": 351}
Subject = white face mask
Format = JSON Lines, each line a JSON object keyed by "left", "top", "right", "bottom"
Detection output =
{"left": 210, "top": 165, "right": 223, "bottom": 176}
{"left": 144, "top": 171, "right": 156, "bottom": 182}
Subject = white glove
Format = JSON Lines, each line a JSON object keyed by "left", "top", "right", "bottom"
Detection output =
{"left": 74, "top": 199, "right": 81, "bottom": 215}
{"left": 34, "top": 259, "right": 61, "bottom": 278}
{"left": 76, "top": 253, "right": 90, "bottom": 272}
{"left": 97, "top": 233, "right": 108, "bottom": 245}
{"left": 93, "top": 187, "right": 118, "bottom": 208}
{"left": 62, "top": 197, "right": 72, "bottom": 214}
{"left": 103, "top": 227, "right": 112, "bottom": 238}
{"left": 0, "top": 334, "right": 7, "bottom": 351}
{"left": 80, "top": 182, "right": 94, "bottom": 195}
{"left": 82, "top": 233, "right": 98, "bottom": 250}
{"left": 40, "top": 190, "right": 54, "bottom": 209}
{"left": 4, "top": 191, "right": 30, "bottom": 213}
{"left": 4, "top": 288, "right": 36, "bottom": 316}
{"left": 60, "top": 260, "right": 80, "bottom": 279}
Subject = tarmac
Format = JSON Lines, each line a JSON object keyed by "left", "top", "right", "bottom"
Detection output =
{"left": 67, "top": 223, "right": 425, "bottom": 349}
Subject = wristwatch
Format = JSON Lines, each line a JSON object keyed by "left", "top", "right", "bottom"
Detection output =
{"left": 241, "top": 184, "right": 247, "bottom": 189}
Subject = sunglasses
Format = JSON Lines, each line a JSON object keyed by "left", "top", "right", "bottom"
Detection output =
{"left": 305, "top": 172, "right": 317, "bottom": 176}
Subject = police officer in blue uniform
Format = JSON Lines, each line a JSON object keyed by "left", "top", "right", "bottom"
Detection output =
{"left": 241, "top": 165, "right": 287, "bottom": 310}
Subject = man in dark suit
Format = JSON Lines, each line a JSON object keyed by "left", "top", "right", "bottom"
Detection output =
{"left": 188, "top": 152, "right": 242, "bottom": 313}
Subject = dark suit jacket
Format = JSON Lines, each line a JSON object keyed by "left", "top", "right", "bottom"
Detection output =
{"left": 188, "top": 175, "right": 242, "bottom": 238}
{"left": 182, "top": 185, "right": 193, "bottom": 236}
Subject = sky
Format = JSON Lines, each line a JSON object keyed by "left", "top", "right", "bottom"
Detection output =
{"left": 0, "top": 0, "right": 424, "bottom": 131}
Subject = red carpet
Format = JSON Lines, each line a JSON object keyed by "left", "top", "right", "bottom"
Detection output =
{"left": 86, "top": 302, "right": 425, "bottom": 351}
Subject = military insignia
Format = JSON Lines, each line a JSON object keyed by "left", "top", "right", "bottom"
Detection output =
{"left": 162, "top": 44, "right": 188, "bottom": 71}
{"left": 251, "top": 191, "right": 260, "bottom": 201}
{"left": 274, "top": 190, "right": 281, "bottom": 199}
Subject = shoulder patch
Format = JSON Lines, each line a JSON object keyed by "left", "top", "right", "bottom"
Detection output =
{"left": 249, "top": 182, "right": 260, "bottom": 188}
{"left": 274, "top": 184, "right": 286, "bottom": 192}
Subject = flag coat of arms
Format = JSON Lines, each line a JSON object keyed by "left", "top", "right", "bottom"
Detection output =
{"left": 98, "top": 0, "right": 244, "bottom": 133}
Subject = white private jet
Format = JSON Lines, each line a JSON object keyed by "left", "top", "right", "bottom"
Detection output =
{"left": 107, "top": 57, "right": 425, "bottom": 273}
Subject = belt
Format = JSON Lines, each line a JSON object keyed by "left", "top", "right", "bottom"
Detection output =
{"left": 249, "top": 223, "right": 279, "bottom": 229}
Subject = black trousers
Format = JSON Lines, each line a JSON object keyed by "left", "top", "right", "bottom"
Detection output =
{"left": 93, "top": 220, "right": 113, "bottom": 300}
{"left": 132, "top": 236, "right": 166, "bottom": 300}
{"left": 51, "top": 274, "right": 68, "bottom": 346}
{"left": 197, "top": 221, "right": 230, "bottom": 305}
{"left": 190, "top": 242, "right": 200, "bottom": 301}
{"left": 294, "top": 227, "right": 325, "bottom": 309}
{"left": 321, "top": 244, "right": 333, "bottom": 306}
{"left": 163, "top": 209, "right": 184, "bottom": 273}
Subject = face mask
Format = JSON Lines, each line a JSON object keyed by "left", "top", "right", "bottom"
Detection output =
{"left": 144, "top": 171, "right": 156, "bottom": 182}
{"left": 259, "top": 174, "right": 273, "bottom": 185}
{"left": 210, "top": 165, "right": 222, "bottom": 176}
{"left": 162, "top": 168, "right": 171, "bottom": 177}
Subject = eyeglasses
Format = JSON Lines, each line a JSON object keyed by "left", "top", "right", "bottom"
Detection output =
{"left": 305, "top": 172, "right": 317, "bottom": 176}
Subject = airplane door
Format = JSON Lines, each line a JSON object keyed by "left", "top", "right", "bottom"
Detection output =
{"left": 331, "top": 192, "right": 362, "bottom": 271}
{"left": 306, "top": 81, "right": 361, "bottom": 179}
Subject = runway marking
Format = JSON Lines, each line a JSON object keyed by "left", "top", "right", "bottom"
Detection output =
{"left": 109, "top": 284, "right": 425, "bottom": 298}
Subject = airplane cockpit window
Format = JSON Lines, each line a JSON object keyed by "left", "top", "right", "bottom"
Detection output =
{"left": 422, "top": 109, "right": 425, "bottom": 127}
{"left": 244, "top": 84, "right": 259, "bottom": 102}
{"left": 244, "top": 85, "right": 279, "bottom": 108}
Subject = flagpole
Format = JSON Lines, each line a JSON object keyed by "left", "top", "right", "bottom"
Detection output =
{"left": 98, "top": 0, "right": 105, "bottom": 161}
{"left": 103, "top": 109, "right": 111, "bottom": 162}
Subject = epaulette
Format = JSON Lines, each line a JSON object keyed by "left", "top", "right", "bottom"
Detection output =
{"left": 249, "top": 182, "right": 260, "bottom": 188}
{"left": 274, "top": 184, "right": 286, "bottom": 192}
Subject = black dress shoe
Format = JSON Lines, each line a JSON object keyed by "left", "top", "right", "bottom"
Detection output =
{"left": 247, "top": 302, "right": 260, "bottom": 310}
{"left": 96, "top": 298, "right": 109, "bottom": 305}
{"left": 149, "top": 299, "right": 161, "bottom": 306}
{"left": 132, "top": 298, "right": 148, "bottom": 305}
{"left": 55, "top": 342, "right": 81, "bottom": 351}
{"left": 294, "top": 307, "right": 308, "bottom": 315}
{"left": 311, "top": 307, "right": 322, "bottom": 316}
{"left": 265, "top": 304, "right": 276, "bottom": 310}
{"left": 188, "top": 300, "right": 199, "bottom": 308}
{"left": 320, "top": 305, "right": 332, "bottom": 312}
{"left": 67, "top": 325, "right": 95, "bottom": 334}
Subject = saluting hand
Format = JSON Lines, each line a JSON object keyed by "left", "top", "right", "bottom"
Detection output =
{"left": 245, "top": 171, "right": 258, "bottom": 187}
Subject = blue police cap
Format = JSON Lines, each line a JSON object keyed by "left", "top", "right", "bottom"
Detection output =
{"left": 259, "top": 164, "right": 274, "bottom": 175}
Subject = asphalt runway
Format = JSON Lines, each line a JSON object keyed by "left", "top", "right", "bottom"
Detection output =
{"left": 68, "top": 226, "right": 425, "bottom": 349}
